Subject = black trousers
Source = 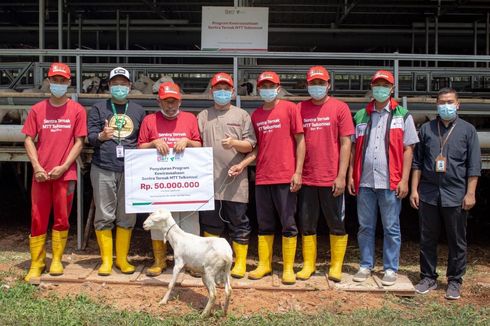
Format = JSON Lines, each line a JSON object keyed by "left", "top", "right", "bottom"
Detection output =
{"left": 419, "top": 200, "right": 468, "bottom": 283}
{"left": 255, "top": 184, "right": 298, "bottom": 237}
{"left": 199, "top": 200, "right": 251, "bottom": 244}
{"left": 297, "top": 185, "right": 346, "bottom": 236}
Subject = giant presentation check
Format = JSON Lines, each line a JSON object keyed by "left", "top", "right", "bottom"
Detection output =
{"left": 124, "top": 148, "right": 215, "bottom": 213}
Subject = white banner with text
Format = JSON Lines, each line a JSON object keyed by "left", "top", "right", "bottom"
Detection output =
{"left": 124, "top": 148, "right": 215, "bottom": 213}
{"left": 201, "top": 6, "right": 268, "bottom": 51}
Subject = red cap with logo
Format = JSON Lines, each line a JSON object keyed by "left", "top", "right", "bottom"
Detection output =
{"left": 48, "top": 62, "right": 71, "bottom": 79}
{"left": 371, "top": 70, "right": 394, "bottom": 84}
{"left": 211, "top": 72, "right": 234, "bottom": 87}
{"left": 307, "top": 66, "right": 330, "bottom": 82}
{"left": 257, "top": 71, "right": 280, "bottom": 86}
{"left": 158, "top": 82, "right": 181, "bottom": 100}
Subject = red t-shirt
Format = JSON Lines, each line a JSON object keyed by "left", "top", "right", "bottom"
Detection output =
{"left": 298, "top": 97, "right": 355, "bottom": 186}
{"left": 251, "top": 100, "right": 304, "bottom": 185}
{"left": 22, "top": 99, "right": 87, "bottom": 181}
{"left": 138, "top": 111, "right": 201, "bottom": 147}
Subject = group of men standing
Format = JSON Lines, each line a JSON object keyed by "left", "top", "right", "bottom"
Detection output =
{"left": 22, "top": 62, "right": 480, "bottom": 301}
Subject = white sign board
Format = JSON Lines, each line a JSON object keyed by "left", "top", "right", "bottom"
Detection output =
{"left": 124, "top": 148, "right": 215, "bottom": 213}
{"left": 201, "top": 6, "right": 269, "bottom": 51}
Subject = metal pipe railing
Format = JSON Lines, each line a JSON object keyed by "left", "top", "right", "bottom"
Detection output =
{"left": 2, "top": 49, "right": 490, "bottom": 62}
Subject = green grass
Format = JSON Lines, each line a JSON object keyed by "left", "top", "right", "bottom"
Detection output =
{"left": 0, "top": 282, "right": 488, "bottom": 326}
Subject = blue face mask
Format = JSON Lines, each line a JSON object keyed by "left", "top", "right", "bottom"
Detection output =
{"left": 111, "top": 85, "right": 130, "bottom": 101}
{"left": 308, "top": 85, "right": 328, "bottom": 100}
{"left": 213, "top": 90, "right": 233, "bottom": 106}
{"left": 372, "top": 86, "right": 392, "bottom": 102}
{"left": 437, "top": 103, "right": 458, "bottom": 121}
{"left": 50, "top": 83, "right": 68, "bottom": 98}
{"left": 259, "top": 88, "right": 278, "bottom": 103}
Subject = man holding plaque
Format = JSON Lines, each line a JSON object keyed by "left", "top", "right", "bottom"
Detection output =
{"left": 138, "top": 81, "right": 202, "bottom": 276}
{"left": 88, "top": 67, "right": 146, "bottom": 276}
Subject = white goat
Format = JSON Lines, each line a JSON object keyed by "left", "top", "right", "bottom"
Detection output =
{"left": 143, "top": 209, "right": 233, "bottom": 317}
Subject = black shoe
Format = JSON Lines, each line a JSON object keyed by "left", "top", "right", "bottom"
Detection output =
{"left": 445, "top": 280, "right": 461, "bottom": 300}
{"left": 415, "top": 277, "right": 437, "bottom": 294}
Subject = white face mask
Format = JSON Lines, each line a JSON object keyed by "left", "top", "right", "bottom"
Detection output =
{"left": 161, "top": 109, "right": 180, "bottom": 119}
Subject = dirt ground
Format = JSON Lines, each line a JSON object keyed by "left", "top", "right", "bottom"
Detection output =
{"left": 1, "top": 225, "right": 489, "bottom": 317}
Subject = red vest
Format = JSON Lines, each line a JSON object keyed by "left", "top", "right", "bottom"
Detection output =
{"left": 353, "top": 98, "right": 409, "bottom": 192}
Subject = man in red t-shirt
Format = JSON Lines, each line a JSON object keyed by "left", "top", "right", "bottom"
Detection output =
{"left": 231, "top": 71, "right": 305, "bottom": 285}
{"left": 296, "top": 66, "right": 354, "bottom": 282}
{"left": 22, "top": 62, "right": 87, "bottom": 281}
{"left": 138, "top": 82, "right": 202, "bottom": 276}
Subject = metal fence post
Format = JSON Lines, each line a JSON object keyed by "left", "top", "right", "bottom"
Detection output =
{"left": 76, "top": 52, "right": 81, "bottom": 95}
{"left": 234, "top": 56, "right": 241, "bottom": 108}
{"left": 394, "top": 52, "right": 400, "bottom": 99}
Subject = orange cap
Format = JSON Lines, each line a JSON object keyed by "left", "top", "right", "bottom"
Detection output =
{"left": 307, "top": 66, "right": 330, "bottom": 82}
{"left": 211, "top": 72, "right": 234, "bottom": 87}
{"left": 257, "top": 71, "right": 280, "bottom": 86}
{"left": 158, "top": 82, "right": 181, "bottom": 100}
{"left": 371, "top": 70, "right": 394, "bottom": 84}
{"left": 48, "top": 62, "right": 71, "bottom": 79}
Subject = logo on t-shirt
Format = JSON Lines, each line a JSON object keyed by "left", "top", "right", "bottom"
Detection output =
{"left": 255, "top": 119, "right": 281, "bottom": 134}
{"left": 109, "top": 114, "right": 134, "bottom": 139}
{"left": 158, "top": 132, "right": 187, "bottom": 146}
{"left": 303, "top": 116, "right": 331, "bottom": 131}
{"left": 42, "top": 118, "right": 72, "bottom": 132}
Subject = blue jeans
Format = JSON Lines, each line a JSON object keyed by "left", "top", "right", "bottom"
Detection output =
{"left": 357, "top": 187, "right": 401, "bottom": 272}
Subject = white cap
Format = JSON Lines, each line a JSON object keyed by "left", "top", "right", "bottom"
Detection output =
{"left": 109, "top": 67, "right": 130, "bottom": 81}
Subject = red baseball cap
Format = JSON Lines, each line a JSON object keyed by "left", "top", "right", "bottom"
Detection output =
{"left": 307, "top": 66, "right": 330, "bottom": 82}
{"left": 257, "top": 71, "right": 280, "bottom": 86}
{"left": 211, "top": 72, "right": 234, "bottom": 87}
{"left": 158, "top": 82, "right": 181, "bottom": 100}
{"left": 48, "top": 62, "right": 71, "bottom": 79}
{"left": 371, "top": 70, "right": 394, "bottom": 84}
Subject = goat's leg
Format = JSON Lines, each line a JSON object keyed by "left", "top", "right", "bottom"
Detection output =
{"left": 201, "top": 273, "right": 217, "bottom": 317}
{"left": 223, "top": 273, "right": 232, "bottom": 316}
{"left": 159, "top": 259, "right": 184, "bottom": 305}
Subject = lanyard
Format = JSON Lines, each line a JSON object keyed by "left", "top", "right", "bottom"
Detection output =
{"left": 437, "top": 119, "right": 457, "bottom": 155}
{"left": 111, "top": 102, "right": 128, "bottom": 144}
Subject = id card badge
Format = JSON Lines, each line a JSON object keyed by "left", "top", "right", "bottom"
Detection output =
{"left": 435, "top": 154, "right": 446, "bottom": 173}
{"left": 116, "top": 145, "right": 124, "bottom": 158}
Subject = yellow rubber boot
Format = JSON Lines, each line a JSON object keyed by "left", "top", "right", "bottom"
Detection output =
{"left": 115, "top": 227, "right": 135, "bottom": 274}
{"left": 230, "top": 242, "right": 248, "bottom": 279}
{"left": 328, "top": 234, "right": 348, "bottom": 282}
{"left": 95, "top": 229, "right": 113, "bottom": 276}
{"left": 296, "top": 235, "right": 317, "bottom": 280}
{"left": 24, "top": 234, "right": 47, "bottom": 282}
{"left": 203, "top": 231, "right": 219, "bottom": 237}
{"left": 248, "top": 235, "right": 274, "bottom": 280}
{"left": 281, "top": 236, "right": 297, "bottom": 285}
{"left": 146, "top": 240, "right": 167, "bottom": 276}
{"left": 49, "top": 230, "right": 68, "bottom": 276}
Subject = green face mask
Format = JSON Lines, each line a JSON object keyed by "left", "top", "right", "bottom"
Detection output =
{"left": 111, "top": 85, "right": 130, "bottom": 101}
{"left": 372, "top": 86, "right": 391, "bottom": 102}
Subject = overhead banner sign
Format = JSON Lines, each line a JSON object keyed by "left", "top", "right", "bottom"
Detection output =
{"left": 124, "top": 148, "right": 215, "bottom": 213}
{"left": 201, "top": 6, "right": 269, "bottom": 51}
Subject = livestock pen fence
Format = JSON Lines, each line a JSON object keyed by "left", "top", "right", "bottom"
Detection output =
{"left": 0, "top": 48, "right": 489, "bottom": 249}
